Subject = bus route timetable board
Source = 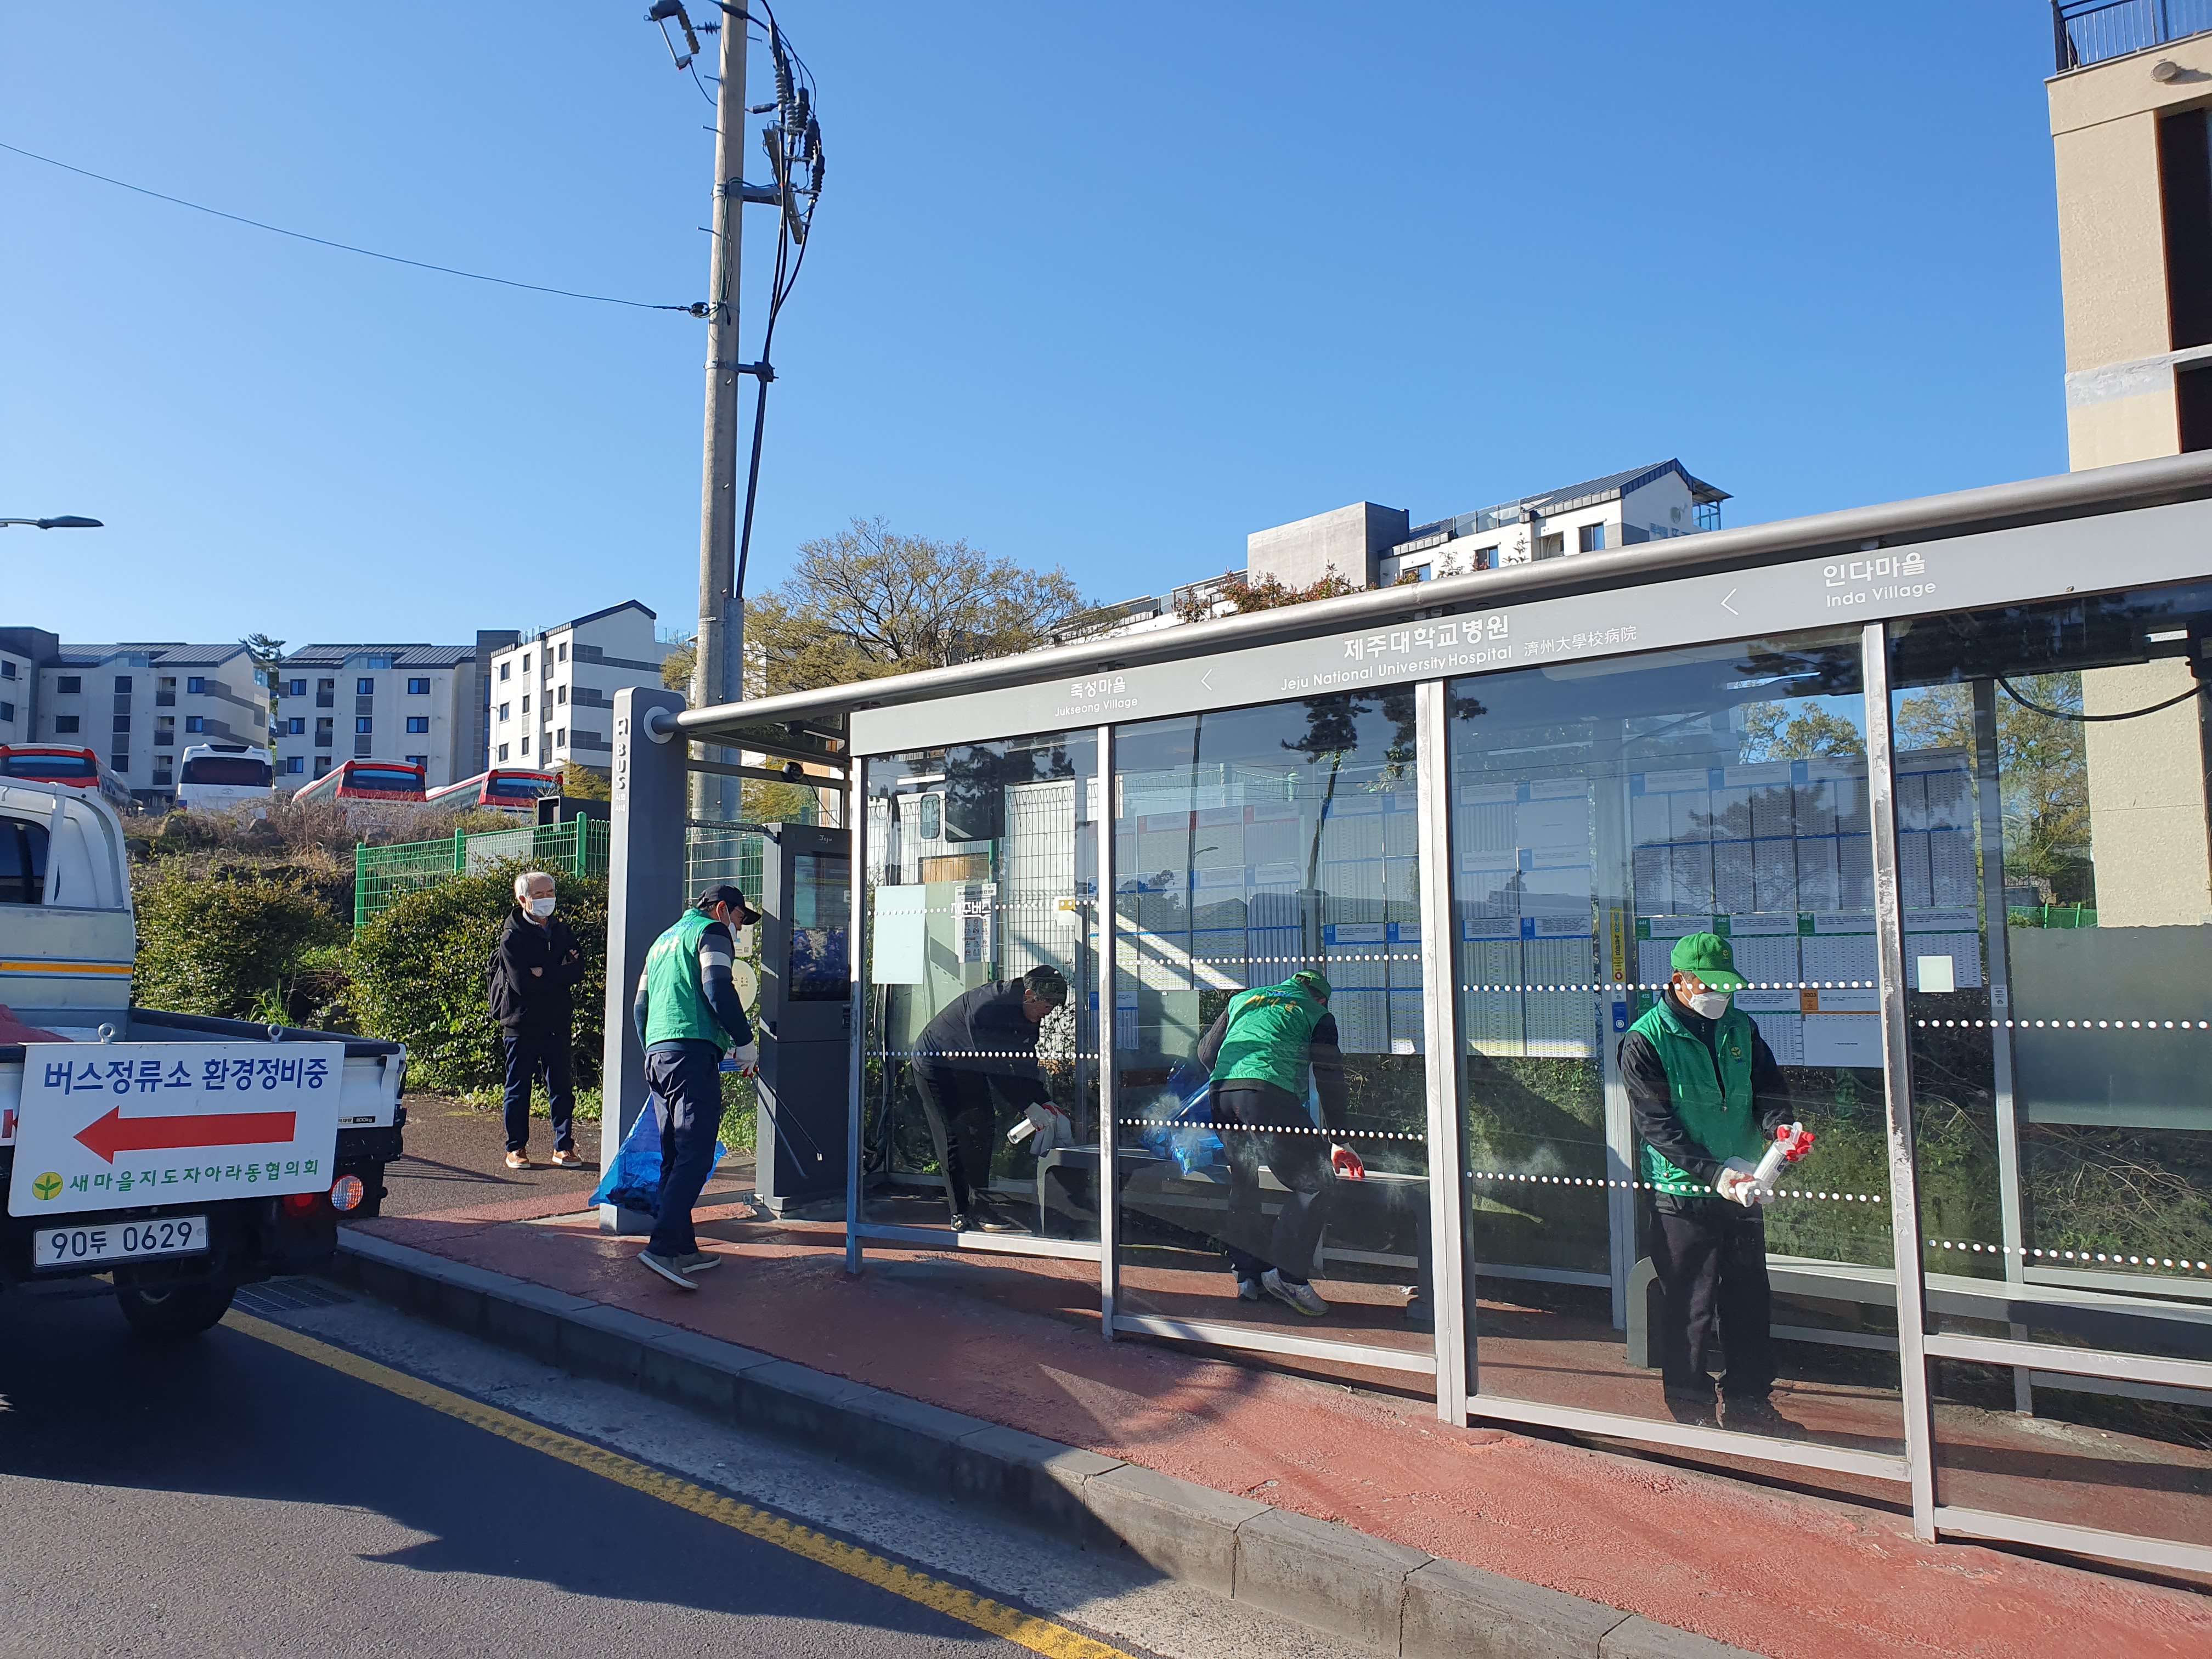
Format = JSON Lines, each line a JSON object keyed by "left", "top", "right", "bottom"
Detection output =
{"left": 1630, "top": 748, "right": 1982, "bottom": 1070}
{"left": 1455, "top": 777, "right": 1599, "bottom": 1059}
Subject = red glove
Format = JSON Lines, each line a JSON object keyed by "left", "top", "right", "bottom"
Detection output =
{"left": 1331, "top": 1143, "right": 1366, "bottom": 1181}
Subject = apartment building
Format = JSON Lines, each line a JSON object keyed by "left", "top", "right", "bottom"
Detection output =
{"left": 1056, "top": 458, "right": 1728, "bottom": 641}
{"left": 273, "top": 644, "right": 486, "bottom": 790}
{"left": 0, "top": 636, "right": 267, "bottom": 807}
{"left": 484, "top": 601, "right": 672, "bottom": 777}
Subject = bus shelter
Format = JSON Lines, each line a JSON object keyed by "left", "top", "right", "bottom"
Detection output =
{"left": 600, "top": 453, "right": 2212, "bottom": 1573}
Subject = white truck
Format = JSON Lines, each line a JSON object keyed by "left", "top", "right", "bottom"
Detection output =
{"left": 0, "top": 779, "right": 404, "bottom": 1338}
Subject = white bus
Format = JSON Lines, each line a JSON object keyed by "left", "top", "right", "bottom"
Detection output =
{"left": 174, "top": 743, "right": 275, "bottom": 815}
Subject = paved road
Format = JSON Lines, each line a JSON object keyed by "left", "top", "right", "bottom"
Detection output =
{"left": 0, "top": 1284, "right": 1053, "bottom": 1658}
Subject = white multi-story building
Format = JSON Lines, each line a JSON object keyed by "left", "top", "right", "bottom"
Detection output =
{"left": 273, "top": 643, "right": 493, "bottom": 791}
{"left": 484, "top": 602, "right": 673, "bottom": 778}
{"left": 1057, "top": 459, "right": 1730, "bottom": 642}
{"left": 0, "top": 639, "right": 267, "bottom": 808}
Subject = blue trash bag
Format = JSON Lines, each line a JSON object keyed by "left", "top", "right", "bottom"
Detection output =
{"left": 1136, "top": 1060, "right": 1223, "bottom": 1180}
{"left": 588, "top": 1093, "right": 729, "bottom": 1219}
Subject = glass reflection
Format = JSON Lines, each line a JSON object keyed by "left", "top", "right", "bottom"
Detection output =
{"left": 1448, "top": 633, "right": 1903, "bottom": 1452}
{"left": 1111, "top": 693, "right": 1433, "bottom": 1359}
{"left": 1892, "top": 584, "right": 2212, "bottom": 1548}
{"left": 860, "top": 733, "right": 1099, "bottom": 1242}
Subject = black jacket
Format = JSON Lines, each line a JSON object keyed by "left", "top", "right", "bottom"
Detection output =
{"left": 916, "top": 983, "right": 1048, "bottom": 1107}
{"left": 493, "top": 906, "right": 585, "bottom": 1032}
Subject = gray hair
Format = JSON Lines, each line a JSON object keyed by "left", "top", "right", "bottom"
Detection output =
{"left": 514, "top": 870, "right": 556, "bottom": 899}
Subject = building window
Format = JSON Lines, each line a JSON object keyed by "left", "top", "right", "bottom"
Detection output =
{"left": 285, "top": 755, "right": 305, "bottom": 775}
{"left": 286, "top": 717, "right": 305, "bottom": 736}
{"left": 357, "top": 678, "right": 375, "bottom": 696}
{"left": 1537, "top": 533, "right": 1565, "bottom": 558}
{"left": 152, "top": 766, "right": 173, "bottom": 787}
{"left": 316, "top": 679, "right": 335, "bottom": 707}
{"left": 114, "top": 675, "right": 132, "bottom": 693}
{"left": 521, "top": 693, "right": 531, "bottom": 714}
{"left": 0, "top": 660, "right": 14, "bottom": 679}
{"left": 57, "top": 675, "right": 81, "bottom": 694}
{"left": 313, "top": 757, "right": 332, "bottom": 777}
{"left": 184, "top": 715, "right": 206, "bottom": 733}
{"left": 556, "top": 727, "right": 566, "bottom": 747}
{"left": 521, "top": 735, "right": 531, "bottom": 754}
{"left": 112, "top": 715, "right": 130, "bottom": 734}
{"left": 1578, "top": 523, "right": 1606, "bottom": 554}
{"left": 497, "top": 742, "right": 510, "bottom": 761}
{"left": 498, "top": 702, "right": 511, "bottom": 721}
{"left": 405, "top": 715, "right": 428, "bottom": 733}
{"left": 1695, "top": 501, "right": 1722, "bottom": 532}
{"left": 405, "top": 753, "right": 428, "bottom": 768}
{"left": 499, "top": 662, "right": 511, "bottom": 682}
{"left": 187, "top": 676, "right": 207, "bottom": 694}
{"left": 0, "top": 702, "right": 12, "bottom": 723}
{"left": 556, "top": 685, "right": 567, "bottom": 705}
{"left": 557, "top": 643, "right": 568, "bottom": 662}
{"left": 407, "top": 676, "right": 430, "bottom": 695}
{"left": 357, "top": 716, "right": 377, "bottom": 735}
{"left": 55, "top": 715, "right": 80, "bottom": 734}
{"left": 522, "top": 654, "right": 531, "bottom": 673}
{"left": 288, "top": 678, "right": 306, "bottom": 697}
{"left": 315, "top": 718, "right": 333, "bottom": 748}
{"left": 110, "top": 753, "right": 129, "bottom": 773}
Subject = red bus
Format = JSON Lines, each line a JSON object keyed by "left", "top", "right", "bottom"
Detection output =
{"left": 0, "top": 744, "right": 135, "bottom": 812}
{"left": 290, "top": 758, "right": 427, "bottom": 806}
{"left": 424, "top": 768, "right": 561, "bottom": 815}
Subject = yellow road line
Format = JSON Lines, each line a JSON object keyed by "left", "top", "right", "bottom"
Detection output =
{"left": 223, "top": 1311, "right": 1135, "bottom": 1659}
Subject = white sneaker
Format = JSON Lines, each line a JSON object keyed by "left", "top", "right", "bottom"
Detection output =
{"left": 1262, "top": 1268, "right": 1328, "bottom": 1318}
{"left": 638, "top": 1251, "right": 699, "bottom": 1291}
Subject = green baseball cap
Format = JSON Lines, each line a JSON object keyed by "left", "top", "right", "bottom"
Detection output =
{"left": 1669, "top": 932, "right": 1746, "bottom": 990}
{"left": 1292, "top": 968, "right": 1333, "bottom": 1002}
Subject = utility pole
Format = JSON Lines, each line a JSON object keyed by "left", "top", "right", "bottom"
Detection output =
{"left": 691, "top": 5, "right": 750, "bottom": 817}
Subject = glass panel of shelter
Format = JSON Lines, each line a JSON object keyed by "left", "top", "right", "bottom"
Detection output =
{"left": 859, "top": 734, "right": 1101, "bottom": 1247}
{"left": 1108, "top": 694, "right": 1436, "bottom": 1369}
{"left": 1446, "top": 630, "right": 1907, "bottom": 1457}
{"left": 1888, "top": 583, "right": 2212, "bottom": 1554}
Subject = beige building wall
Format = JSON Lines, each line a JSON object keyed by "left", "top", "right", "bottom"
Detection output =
{"left": 2050, "top": 42, "right": 2212, "bottom": 926}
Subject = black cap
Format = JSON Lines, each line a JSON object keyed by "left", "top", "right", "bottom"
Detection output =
{"left": 694, "top": 884, "right": 757, "bottom": 922}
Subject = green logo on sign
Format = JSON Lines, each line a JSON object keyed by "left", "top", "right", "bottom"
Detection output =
{"left": 31, "top": 1171, "right": 63, "bottom": 1202}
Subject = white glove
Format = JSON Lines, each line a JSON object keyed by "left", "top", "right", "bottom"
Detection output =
{"left": 726, "top": 1041, "right": 759, "bottom": 1076}
{"left": 1716, "top": 1158, "right": 1760, "bottom": 1207}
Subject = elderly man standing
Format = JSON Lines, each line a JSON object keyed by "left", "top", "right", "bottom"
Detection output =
{"left": 492, "top": 869, "right": 586, "bottom": 1171}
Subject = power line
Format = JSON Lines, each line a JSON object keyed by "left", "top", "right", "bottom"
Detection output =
{"left": 0, "top": 139, "right": 702, "bottom": 315}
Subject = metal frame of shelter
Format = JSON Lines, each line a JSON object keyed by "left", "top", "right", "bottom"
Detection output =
{"left": 600, "top": 452, "right": 2212, "bottom": 1575}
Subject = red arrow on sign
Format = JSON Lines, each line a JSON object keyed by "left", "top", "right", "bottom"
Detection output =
{"left": 74, "top": 1106, "right": 297, "bottom": 1165}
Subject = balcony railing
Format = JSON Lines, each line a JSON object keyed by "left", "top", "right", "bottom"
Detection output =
{"left": 2055, "top": 0, "right": 2212, "bottom": 71}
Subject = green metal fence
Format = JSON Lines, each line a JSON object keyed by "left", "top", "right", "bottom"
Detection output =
{"left": 353, "top": 817, "right": 769, "bottom": 926}
{"left": 354, "top": 819, "right": 612, "bottom": 927}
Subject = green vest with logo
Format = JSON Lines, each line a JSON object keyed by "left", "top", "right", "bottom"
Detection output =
{"left": 1631, "top": 995, "right": 1766, "bottom": 1194}
{"left": 1210, "top": 978, "right": 1327, "bottom": 1097}
{"left": 643, "top": 909, "right": 730, "bottom": 1047}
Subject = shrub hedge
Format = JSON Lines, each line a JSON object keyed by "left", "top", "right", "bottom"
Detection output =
{"left": 131, "top": 861, "right": 346, "bottom": 1023}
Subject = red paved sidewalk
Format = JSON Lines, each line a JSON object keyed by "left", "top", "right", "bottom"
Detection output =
{"left": 358, "top": 1201, "right": 2212, "bottom": 1659}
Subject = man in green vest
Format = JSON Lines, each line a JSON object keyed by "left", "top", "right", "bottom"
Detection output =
{"left": 1194, "top": 968, "right": 1365, "bottom": 1318}
{"left": 628, "top": 884, "right": 760, "bottom": 1290}
{"left": 1622, "top": 932, "right": 1796, "bottom": 1431}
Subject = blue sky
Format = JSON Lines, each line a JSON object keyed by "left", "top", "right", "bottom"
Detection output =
{"left": 2, "top": 2, "right": 2065, "bottom": 649}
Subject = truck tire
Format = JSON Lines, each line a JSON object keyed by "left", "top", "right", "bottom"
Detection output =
{"left": 116, "top": 1281, "right": 235, "bottom": 1342}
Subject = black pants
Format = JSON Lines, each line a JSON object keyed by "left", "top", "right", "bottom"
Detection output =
{"left": 501, "top": 1027, "right": 574, "bottom": 1154}
{"left": 1218, "top": 1081, "right": 1335, "bottom": 1288}
{"left": 643, "top": 1042, "right": 725, "bottom": 1259}
{"left": 913, "top": 1062, "right": 1005, "bottom": 1222}
{"left": 1650, "top": 1200, "right": 1775, "bottom": 1398}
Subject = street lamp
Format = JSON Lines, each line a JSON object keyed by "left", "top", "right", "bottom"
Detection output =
{"left": 0, "top": 516, "right": 103, "bottom": 529}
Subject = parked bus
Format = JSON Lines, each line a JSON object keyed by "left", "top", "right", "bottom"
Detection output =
{"left": 174, "top": 743, "right": 274, "bottom": 815}
{"left": 290, "top": 758, "right": 427, "bottom": 807}
{"left": 0, "top": 744, "right": 134, "bottom": 813}
{"left": 424, "top": 768, "right": 561, "bottom": 815}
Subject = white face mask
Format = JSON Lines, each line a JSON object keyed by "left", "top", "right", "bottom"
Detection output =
{"left": 1686, "top": 989, "right": 1731, "bottom": 1020}
{"left": 528, "top": 895, "right": 556, "bottom": 919}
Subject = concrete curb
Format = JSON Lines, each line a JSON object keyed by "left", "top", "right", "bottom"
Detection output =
{"left": 326, "top": 1230, "right": 1758, "bottom": 1659}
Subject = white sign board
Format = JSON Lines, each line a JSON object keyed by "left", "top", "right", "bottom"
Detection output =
{"left": 9, "top": 1042, "right": 346, "bottom": 1218}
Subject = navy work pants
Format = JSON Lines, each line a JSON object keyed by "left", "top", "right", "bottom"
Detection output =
{"left": 644, "top": 1041, "right": 725, "bottom": 1260}
{"left": 1217, "top": 1081, "right": 1336, "bottom": 1288}
{"left": 501, "top": 1026, "right": 575, "bottom": 1154}
{"left": 1650, "top": 1200, "right": 1776, "bottom": 1400}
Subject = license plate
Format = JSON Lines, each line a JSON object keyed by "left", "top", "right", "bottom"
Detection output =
{"left": 33, "top": 1215, "right": 209, "bottom": 1269}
